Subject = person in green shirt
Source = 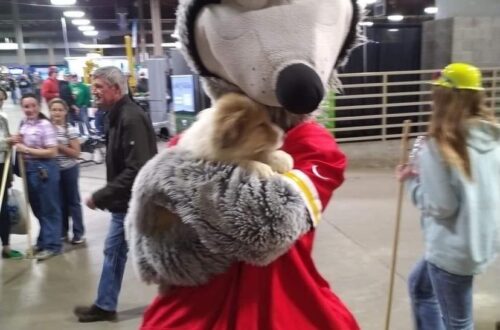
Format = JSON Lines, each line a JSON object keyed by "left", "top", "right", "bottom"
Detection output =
{"left": 70, "top": 74, "right": 92, "bottom": 135}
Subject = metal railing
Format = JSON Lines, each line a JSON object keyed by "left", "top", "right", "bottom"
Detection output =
{"left": 318, "top": 68, "right": 500, "bottom": 143}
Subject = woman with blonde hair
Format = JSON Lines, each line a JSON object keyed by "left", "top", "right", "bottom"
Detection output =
{"left": 397, "top": 63, "right": 500, "bottom": 330}
{"left": 48, "top": 98, "right": 85, "bottom": 244}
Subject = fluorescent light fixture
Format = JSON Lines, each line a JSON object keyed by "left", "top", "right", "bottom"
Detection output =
{"left": 63, "top": 10, "right": 85, "bottom": 18}
{"left": 360, "top": 21, "right": 374, "bottom": 27}
{"left": 83, "top": 30, "right": 99, "bottom": 36}
{"left": 78, "top": 25, "right": 95, "bottom": 31}
{"left": 72, "top": 19, "right": 90, "bottom": 26}
{"left": 388, "top": 28, "right": 399, "bottom": 32}
{"left": 388, "top": 15, "right": 404, "bottom": 22}
{"left": 86, "top": 52, "right": 102, "bottom": 58}
{"left": 51, "top": 0, "right": 76, "bottom": 5}
{"left": 161, "top": 43, "right": 177, "bottom": 47}
{"left": 0, "top": 43, "right": 19, "bottom": 50}
{"left": 424, "top": 6, "right": 438, "bottom": 14}
{"left": 358, "top": 0, "right": 376, "bottom": 7}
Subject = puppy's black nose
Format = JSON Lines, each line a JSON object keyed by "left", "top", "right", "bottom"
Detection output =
{"left": 275, "top": 63, "right": 324, "bottom": 114}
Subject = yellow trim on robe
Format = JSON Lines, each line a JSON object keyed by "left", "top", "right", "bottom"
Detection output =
{"left": 283, "top": 171, "right": 322, "bottom": 226}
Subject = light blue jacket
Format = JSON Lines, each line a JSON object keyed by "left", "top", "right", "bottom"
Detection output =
{"left": 407, "top": 120, "right": 500, "bottom": 275}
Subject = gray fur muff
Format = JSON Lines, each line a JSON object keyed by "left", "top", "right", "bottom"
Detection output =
{"left": 126, "top": 148, "right": 311, "bottom": 287}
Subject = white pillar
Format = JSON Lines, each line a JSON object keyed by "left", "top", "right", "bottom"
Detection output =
{"left": 48, "top": 41, "right": 56, "bottom": 65}
{"left": 11, "top": 0, "right": 26, "bottom": 65}
{"left": 150, "top": 0, "right": 163, "bottom": 57}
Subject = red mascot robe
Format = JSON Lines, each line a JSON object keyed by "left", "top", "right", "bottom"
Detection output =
{"left": 141, "top": 121, "right": 359, "bottom": 330}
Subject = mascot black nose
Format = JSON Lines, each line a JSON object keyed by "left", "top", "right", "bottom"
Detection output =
{"left": 275, "top": 64, "right": 325, "bottom": 114}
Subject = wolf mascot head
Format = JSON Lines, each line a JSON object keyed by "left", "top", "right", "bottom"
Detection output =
{"left": 175, "top": 0, "right": 361, "bottom": 128}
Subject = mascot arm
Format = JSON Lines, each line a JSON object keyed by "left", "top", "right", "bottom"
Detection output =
{"left": 178, "top": 122, "right": 346, "bottom": 266}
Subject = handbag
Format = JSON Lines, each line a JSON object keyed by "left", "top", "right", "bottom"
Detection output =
{"left": 8, "top": 188, "right": 28, "bottom": 235}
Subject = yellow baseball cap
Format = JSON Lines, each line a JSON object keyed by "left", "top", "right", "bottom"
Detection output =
{"left": 433, "top": 63, "right": 484, "bottom": 91}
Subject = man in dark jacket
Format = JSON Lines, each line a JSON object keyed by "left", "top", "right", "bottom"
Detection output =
{"left": 73, "top": 66, "right": 157, "bottom": 323}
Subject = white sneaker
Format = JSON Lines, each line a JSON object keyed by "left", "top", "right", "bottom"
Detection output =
{"left": 35, "top": 250, "right": 57, "bottom": 261}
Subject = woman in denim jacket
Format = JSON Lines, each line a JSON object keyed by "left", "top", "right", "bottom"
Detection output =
{"left": 397, "top": 63, "right": 500, "bottom": 330}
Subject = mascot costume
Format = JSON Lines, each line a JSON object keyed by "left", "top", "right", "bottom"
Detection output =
{"left": 127, "top": 0, "right": 362, "bottom": 329}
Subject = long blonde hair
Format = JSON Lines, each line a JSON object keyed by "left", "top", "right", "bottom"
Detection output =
{"left": 429, "top": 86, "right": 496, "bottom": 179}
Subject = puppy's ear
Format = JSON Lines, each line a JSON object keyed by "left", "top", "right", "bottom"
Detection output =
{"left": 216, "top": 110, "right": 246, "bottom": 149}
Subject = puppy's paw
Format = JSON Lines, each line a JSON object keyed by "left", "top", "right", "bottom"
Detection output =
{"left": 241, "top": 160, "right": 275, "bottom": 178}
{"left": 267, "top": 150, "right": 294, "bottom": 173}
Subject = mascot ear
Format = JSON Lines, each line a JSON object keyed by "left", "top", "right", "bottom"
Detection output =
{"left": 235, "top": 0, "right": 269, "bottom": 9}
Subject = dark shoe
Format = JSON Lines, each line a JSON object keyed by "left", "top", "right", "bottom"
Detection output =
{"left": 71, "top": 237, "right": 86, "bottom": 245}
{"left": 74, "top": 304, "right": 117, "bottom": 323}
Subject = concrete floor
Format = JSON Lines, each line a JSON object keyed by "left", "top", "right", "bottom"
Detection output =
{"left": 1, "top": 99, "right": 499, "bottom": 329}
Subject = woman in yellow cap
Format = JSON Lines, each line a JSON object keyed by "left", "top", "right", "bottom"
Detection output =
{"left": 397, "top": 63, "right": 500, "bottom": 329}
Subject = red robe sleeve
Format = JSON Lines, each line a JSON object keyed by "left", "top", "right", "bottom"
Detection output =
{"left": 281, "top": 120, "right": 347, "bottom": 225}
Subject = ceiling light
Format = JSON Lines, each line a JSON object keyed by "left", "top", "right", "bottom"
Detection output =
{"left": 83, "top": 31, "right": 99, "bottom": 37}
{"left": 357, "top": 0, "right": 376, "bottom": 7}
{"left": 72, "top": 19, "right": 90, "bottom": 26}
{"left": 424, "top": 6, "right": 438, "bottom": 14}
{"left": 388, "top": 29, "right": 399, "bottom": 32}
{"left": 63, "top": 10, "right": 85, "bottom": 18}
{"left": 50, "top": 0, "right": 76, "bottom": 5}
{"left": 78, "top": 25, "right": 95, "bottom": 31}
{"left": 86, "top": 52, "right": 102, "bottom": 58}
{"left": 360, "top": 21, "right": 374, "bottom": 27}
{"left": 0, "top": 43, "right": 18, "bottom": 50}
{"left": 388, "top": 15, "right": 404, "bottom": 22}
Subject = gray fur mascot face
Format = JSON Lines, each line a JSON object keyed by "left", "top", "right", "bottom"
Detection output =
{"left": 176, "top": 0, "right": 361, "bottom": 116}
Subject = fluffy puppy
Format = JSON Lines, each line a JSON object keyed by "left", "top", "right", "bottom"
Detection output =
{"left": 177, "top": 92, "right": 294, "bottom": 177}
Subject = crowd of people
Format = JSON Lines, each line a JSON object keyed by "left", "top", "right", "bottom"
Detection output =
{"left": 0, "top": 67, "right": 95, "bottom": 260}
{"left": 0, "top": 72, "right": 43, "bottom": 105}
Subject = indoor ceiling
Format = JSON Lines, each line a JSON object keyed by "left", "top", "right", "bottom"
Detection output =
{"left": 0, "top": 0, "right": 436, "bottom": 45}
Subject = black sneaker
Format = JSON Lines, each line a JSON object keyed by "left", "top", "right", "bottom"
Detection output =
{"left": 74, "top": 304, "right": 117, "bottom": 323}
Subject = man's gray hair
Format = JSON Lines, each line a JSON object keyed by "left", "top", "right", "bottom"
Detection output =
{"left": 93, "top": 66, "right": 129, "bottom": 95}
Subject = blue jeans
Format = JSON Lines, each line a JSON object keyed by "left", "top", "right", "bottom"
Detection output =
{"left": 71, "top": 106, "right": 92, "bottom": 136}
{"left": 408, "top": 259, "right": 474, "bottom": 330}
{"left": 95, "top": 212, "right": 128, "bottom": 312}
{"left": 26, "top": 159, "right": 62, "bottom": 253}
{"left": 60, "top": 165, "right": 84, "bottom": 240}
{"left": 94, "top": 109, "right": 106, "bottom": 137}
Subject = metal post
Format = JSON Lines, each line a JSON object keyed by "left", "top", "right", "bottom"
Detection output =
{"left": 362, "top": 26, "right": 368, "bottom": 73}
{"left": 150, "top": 0, "right": 163, "bottom": 57}
{"left": 382, "top": 74, "right": 388, "bottom": 140}
{"left": 47, "top": 41, "right": 56, "bottom": 65}
{"left": 138, "top": 0, "right": 148, "bottom": 62}
{"left": 491, "top": 69, "right": 497, "bottom": 113}
{"left": 60, "top": 17, "right": 70, "bottom": 58}
{"left": 125, "top": 35, "right": 137, "bottom": 90}
{"left": 11, "top": 0, "right": 26, "bottom": 65}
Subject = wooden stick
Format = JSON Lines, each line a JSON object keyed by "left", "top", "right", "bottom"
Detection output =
{"left": 384, "top": 120, "right": 412, "bottom": 330}
{"left": 18, "top": 153, "right": 34, "bottom": 259}
{"left": 0, "top": 149, "right": 12, "bottom": 212}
